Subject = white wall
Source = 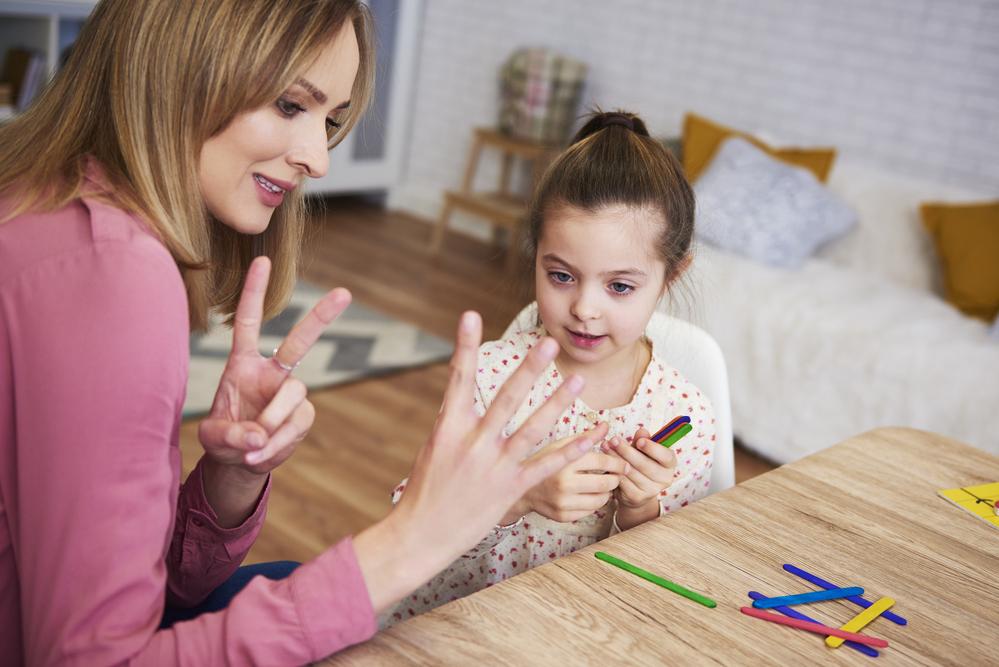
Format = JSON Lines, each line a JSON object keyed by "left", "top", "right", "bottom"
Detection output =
{"left": 389, "top": 0, "right": 999, "bottom": 239}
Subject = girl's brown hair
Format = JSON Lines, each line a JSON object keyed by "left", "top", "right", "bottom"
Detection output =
{"left": 525, "top": 110, "right": 695, "bottom": 293}
{"left": 0, "top": 0, "right": 375, "bottom": 330}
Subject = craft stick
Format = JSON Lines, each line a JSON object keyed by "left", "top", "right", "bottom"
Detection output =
{"left": 752, "top": 587, "right": 864, "bottom": 609}
{"left": 826, "top": 597, "right": 895, "bottom": 648}
{"left": 783, "top": 563, "right": 908, "bottom": 625}
{"left": 594, "top": 552, "right": 716, "bottom": 608}
{"left": 740, "top": 607, "right": 889, "bottom": 648}
{"left": 658, "top": 423, "right": 693, "bottom": 449}
{"left": 748, "top": 592, "right": 878, "bottom": 658}
{"left": 652, "top": 416, "right": 690, "bottom": 442}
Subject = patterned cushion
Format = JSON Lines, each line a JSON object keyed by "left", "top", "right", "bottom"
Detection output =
{"left": 694, "top": 137, "right": 857, "bottom": 268}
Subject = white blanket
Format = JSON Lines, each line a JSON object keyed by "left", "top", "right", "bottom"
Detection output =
{"left": 669, "top": 244, "right": 999, "bottom": 463}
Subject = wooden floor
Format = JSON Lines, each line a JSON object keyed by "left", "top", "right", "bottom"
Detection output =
{"left": 178, "top": 197, "right": 775, "bottom": 565}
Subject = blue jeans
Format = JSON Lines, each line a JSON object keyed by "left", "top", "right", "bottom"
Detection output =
{"left": 160, "top": 560, "right": 299, "bottom": 628}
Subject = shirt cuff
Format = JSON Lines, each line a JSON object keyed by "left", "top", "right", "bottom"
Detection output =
{"left": 180, "top": 457, "right": 271, "bottom": 553}
{"left": 290, "top": 536, "right": 378, "bottom": 660}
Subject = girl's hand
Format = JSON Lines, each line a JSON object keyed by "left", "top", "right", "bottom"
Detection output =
{"left": 197, "top": 257, "right": 351, "bottom": 475}
{"left": 367, "top": 312, "right": 603, "bottom": 601}
{"left": 604, "top": 426, "right": 677, "bottom": 510}
{"left": 503, "top": 432, "right": 623, "bottom": 524}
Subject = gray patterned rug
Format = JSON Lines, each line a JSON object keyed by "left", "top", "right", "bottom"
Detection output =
{"left": 184, "top": 283, "right": 454, "bottom": 418}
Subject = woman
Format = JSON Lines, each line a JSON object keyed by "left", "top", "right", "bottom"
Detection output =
{"left": 0, "top": 1, "right": 604, "bottom": 663}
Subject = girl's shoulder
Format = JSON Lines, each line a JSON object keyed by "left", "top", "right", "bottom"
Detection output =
{"left": 475, "top": 325, "right": 549, "bottom": 400}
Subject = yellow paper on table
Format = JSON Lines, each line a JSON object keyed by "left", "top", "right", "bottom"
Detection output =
{"left": 937, "top": 482, "right": 999, "bottom": 530}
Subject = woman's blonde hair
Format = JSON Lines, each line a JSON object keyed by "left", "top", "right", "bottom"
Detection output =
{"left": 0, "top": 0, "right": 374, "bottom": 330}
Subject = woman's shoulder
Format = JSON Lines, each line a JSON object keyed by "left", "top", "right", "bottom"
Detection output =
{"left": 0, "top": 195, "right": 179, "bottom": 292}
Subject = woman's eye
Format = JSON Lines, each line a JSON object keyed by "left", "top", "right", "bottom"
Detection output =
{"left": 326, "top": 118, "right": 343, "bottom": 132}
{"left": 276, "top": 98, "right": 304, "bottom": 117}
{"left": 610, "top": 282, "right": 634, "bottom": 294}
{"left": 549, "top": 271, "right": 572, "bottom": 284}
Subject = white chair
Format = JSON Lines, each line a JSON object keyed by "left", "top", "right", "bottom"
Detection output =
{"left": 501, "top": 303, "right": 735, "bottom": 494}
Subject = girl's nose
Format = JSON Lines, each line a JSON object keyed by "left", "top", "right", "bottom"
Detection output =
{"left": 570, "top": 290, "right": 601, "bottom": 321}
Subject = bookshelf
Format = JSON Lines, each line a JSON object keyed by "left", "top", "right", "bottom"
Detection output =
{"left": 0, "top": 1, "right": 94, "bottom": 118}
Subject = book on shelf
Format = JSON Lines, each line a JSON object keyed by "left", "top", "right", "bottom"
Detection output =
{"left": 2, "top": 48, "right": 47, "bottom": 112}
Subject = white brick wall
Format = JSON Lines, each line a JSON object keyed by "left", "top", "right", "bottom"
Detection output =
{"left": 389, "top": 0, "right": 999, "bottom": 239}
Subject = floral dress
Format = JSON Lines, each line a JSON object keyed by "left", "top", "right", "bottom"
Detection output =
{"left": 382, "top": 319, "right": 715, "bottom": 627}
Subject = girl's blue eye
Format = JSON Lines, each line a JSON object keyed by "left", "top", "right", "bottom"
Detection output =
{"left": 610, "top": 282, "right": 634, "bottom": 295}
{"left": 549, "top": 271, "right": 573, "bottom": 284}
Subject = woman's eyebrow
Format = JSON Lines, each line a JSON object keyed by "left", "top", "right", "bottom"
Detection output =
{"left": 295, "top": 78, "right": 328, "bottom": 105}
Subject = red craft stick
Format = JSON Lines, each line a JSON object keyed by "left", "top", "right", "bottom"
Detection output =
{"left": 740, "top": 607, "right": 889, "bottom": 648}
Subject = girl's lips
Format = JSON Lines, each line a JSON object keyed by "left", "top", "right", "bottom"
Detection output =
{"left": 567, "top": 329, "right": 606, "bottom": 349}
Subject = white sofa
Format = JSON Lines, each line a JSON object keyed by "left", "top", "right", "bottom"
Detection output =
{"left": 666, "top": 157, "right": 999, "bottom": 464}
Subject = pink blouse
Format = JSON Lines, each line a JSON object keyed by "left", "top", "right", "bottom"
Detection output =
{"left": 0, "top": 166, "right": 375, "bottom": 664}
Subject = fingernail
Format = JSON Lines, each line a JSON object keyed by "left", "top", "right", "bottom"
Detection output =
{"left": 245, "top": 450, "right": 267, "bottom": 464}
{"left": 246, "top": 433, "right": 265, "bottom": 448}
{"left": 567, "top": 375, "right": 584, "bottom": 392}
{"left": 461, "top": 312, "right": 476, "bottom": 332}
{"left": 576, "top": 438, "right": 592, "bottom": 453}
{"left": 540, "top": 338, "right": 558, "bottom": 358}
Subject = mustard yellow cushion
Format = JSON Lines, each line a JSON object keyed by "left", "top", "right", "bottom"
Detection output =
{"left": 682, "top": 113, "right": 836, "bottom": 183}
{"left": 921, "top": 201, "right": 999, "bottom": 321}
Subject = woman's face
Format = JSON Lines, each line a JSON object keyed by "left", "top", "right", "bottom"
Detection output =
{"left": 198, "top": 22, "right": 360, "bottom": 234}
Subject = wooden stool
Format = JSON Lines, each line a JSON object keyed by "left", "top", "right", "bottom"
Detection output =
{"left": 432, "top": 127, "right": 554, "bottom": 271}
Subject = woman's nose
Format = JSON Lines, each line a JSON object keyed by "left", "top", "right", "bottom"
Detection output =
{"left": 287, "top": 124, "right": 330, "bottom": 179}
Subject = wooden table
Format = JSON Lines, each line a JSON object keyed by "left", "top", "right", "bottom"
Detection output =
{"left": 329, "top": 428, "right": 999, "bottom": 665}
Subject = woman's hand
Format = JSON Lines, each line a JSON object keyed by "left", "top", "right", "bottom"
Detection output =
{"left": 353, "top": 311, "right": 602, "bottom": 611}
{"left": 198, "top": 256, "right": 350, "bottom": 475}
{"left": 500, "top": 434, "right": 623, "bottom": 524}
{"left": 604, "top": 426, "right": 677, "bottom": 529}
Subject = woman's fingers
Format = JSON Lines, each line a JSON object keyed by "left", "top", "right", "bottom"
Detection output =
{"left": 231, "top": 256, "right": 271, "bottom": 357}
{"left": 256, "top": 377, "right": 308, "bottom": 434}
{"left": 435, "top": 312, "right": 483, "bottom": 438}
{"left": 197, "top": 419, "right": 267, "bottom": 461}
{"left": 272, "top": 287, "right": 352, "bottom": 372}
{"left": 246, "top": 399, "right": 315, "bottom": 466}
{"left": 478, "top": 337, "right": 560, "bottom": 445}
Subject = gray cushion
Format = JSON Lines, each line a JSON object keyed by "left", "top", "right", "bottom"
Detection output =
{"left": 694, "top": 137, "right": 857, "bottom": 268}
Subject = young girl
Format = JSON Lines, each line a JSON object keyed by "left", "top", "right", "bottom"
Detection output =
{"left": 384, "top": 110, "right": 716, "bottom": 625}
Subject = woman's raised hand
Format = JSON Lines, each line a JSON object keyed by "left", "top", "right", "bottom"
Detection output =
{"left": 375, "top": 311, "right": 605, "bottom": 592}
{"left": 198, "top": 256, "right": 351, "bottom": 475}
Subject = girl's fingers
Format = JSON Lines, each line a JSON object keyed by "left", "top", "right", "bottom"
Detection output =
{"left": 246, "top": 400, "right": 314, "bottom": 465}
{"left": 610, "top": 437, "right": 672, "bottom": 483}
{"left": 517, "top": 429, "right": 597, "bottom": 493}
{"left": 635, "top": 437, "right": 677, "bottom": 468}
{"left": 231, "top": 257, "right": 271, "bottom": 357}
{"left": 436, "top": 312, "right": 483, "bottom": 438}
{"left": 273, "top": 287, "right": 352, "bottom": 373}
{"left": 479, "top": 337, "right": 561, "bottom": 446}
{"left": 257, "top": 377, "right": 308, "bottom": 433}
{"left": 568, "top": 472, "right": 622, "bottom": 495}
{"left": 618, "top": 475, "right": 649, "bottom": 501}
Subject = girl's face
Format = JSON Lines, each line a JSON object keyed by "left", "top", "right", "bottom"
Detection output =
{"left": 198, "top": 22, "right": 359, "bottom": 234}
{"left": 535, "top": 203, "right": 669, "bottom": 371}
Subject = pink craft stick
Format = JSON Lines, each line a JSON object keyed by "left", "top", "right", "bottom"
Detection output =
{"left": 740, "top": 607, "right": 889, "bottom": 648}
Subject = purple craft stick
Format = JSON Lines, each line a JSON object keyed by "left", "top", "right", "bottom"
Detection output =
{"left": 748, "top": 591, "right": 878, "bottom": 658}
{"left": 783, "top": 564, "right": 907, "bottom": 626}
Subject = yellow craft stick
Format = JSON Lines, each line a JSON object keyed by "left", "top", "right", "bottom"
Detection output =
{"left": 826, "top": 597, "right": 895, "bottom": 648}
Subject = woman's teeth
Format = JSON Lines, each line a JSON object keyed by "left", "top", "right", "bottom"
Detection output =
{"left": 254, "top": 175, "right": 283, "bottom": 193}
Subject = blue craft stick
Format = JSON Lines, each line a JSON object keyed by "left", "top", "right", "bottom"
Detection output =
{"left": 783, "top": 564, "right": 908, "bottom": 626}
{"left": 748, "top": 592, "right": 878, "bottom": 658}
{"left": 752, "top": 586, "right": 864, "bottom": 609}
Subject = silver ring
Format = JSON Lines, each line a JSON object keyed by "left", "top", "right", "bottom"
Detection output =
{"left": 271, "top": 347, "right": 298, "bottom": 372}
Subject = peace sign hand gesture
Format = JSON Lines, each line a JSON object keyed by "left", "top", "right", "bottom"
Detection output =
{"left": 197, "top": 256, "right": 350, "bottom": 475}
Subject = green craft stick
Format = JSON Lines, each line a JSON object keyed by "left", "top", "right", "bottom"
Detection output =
{"left": 659, "top": 423, "right": 692, "bottom": 448}
{"left": 595, "top": 551, "right": 716, "bottom": 608}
